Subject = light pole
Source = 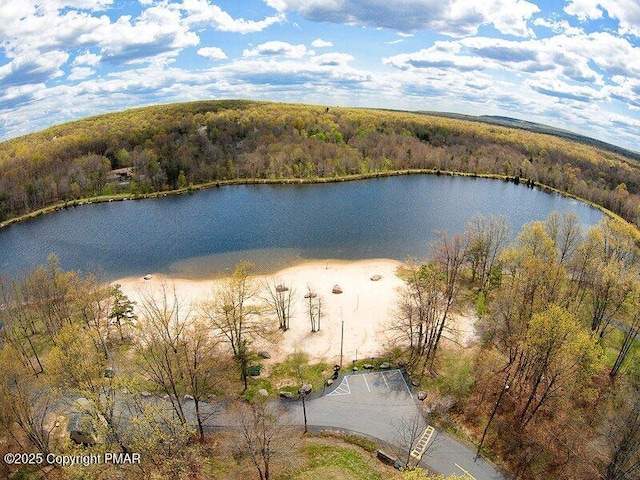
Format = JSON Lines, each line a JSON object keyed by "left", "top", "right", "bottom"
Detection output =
{"left": 340, "top": 306, "right": 344, "bottom": 367}
{"left": 299, "top": 387, "right": 308, "bottom": 434}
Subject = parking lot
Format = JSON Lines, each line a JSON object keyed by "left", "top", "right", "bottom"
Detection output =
{"left": 288, "top": 369, "right": 422, "bottom": 445}
{"left": 285, "top": 368, "right": 504, "bottom": 480}
{"left": 326, "top": 369, "right": 414, "bottom": 401}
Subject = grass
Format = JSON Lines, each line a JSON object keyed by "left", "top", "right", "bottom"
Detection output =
{"left": 269, "top": 352, "right": 331, "bottom": 394}
{"left": 205, "top": 432, "right": 398, "bottom": 480}
{"left": 280, "top": 440, "right": 398, "bottom": 480}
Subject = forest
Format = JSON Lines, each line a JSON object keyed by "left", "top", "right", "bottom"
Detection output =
{"left": 1, "top": 101, "right": 640, "bottom": 479}
{"left": 1, "top": 213, "right": 639, "bottom": 479}
{"left": 1, "top": 100, "right": 639, "bottom": 227}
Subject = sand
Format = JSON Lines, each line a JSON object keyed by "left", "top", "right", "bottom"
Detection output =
{"left": 115, "top": 258, "right": 477, "bottom": 365}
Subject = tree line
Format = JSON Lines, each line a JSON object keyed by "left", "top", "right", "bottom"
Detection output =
{"left": 1, "top": 100, "right": 639, "bottom": 228}
{"left": 0, "top": 257, "right": 316, "bottom": 479}
{"left": 387, "top": 212, "right": 640, "bottom": 479}
{"left": 1, "top": 212, "right": 640, "bottom": 479}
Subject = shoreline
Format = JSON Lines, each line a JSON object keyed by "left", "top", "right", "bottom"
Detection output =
{"left": 117, "top": 258, "right": 405, "bottom": 364}
{"left": 0, "top": 169, "right": 618, "bottom": 231}
{"left": 116, "top": 257, "right": 478, "bottom": 365}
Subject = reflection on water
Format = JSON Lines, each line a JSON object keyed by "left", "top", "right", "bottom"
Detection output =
{"left": 167, "top": 248, "right": 309, "bottom": 278}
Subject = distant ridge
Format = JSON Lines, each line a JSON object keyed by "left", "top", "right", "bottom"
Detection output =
{"left": 419, "top": 111, "right": 640, "bottom": 162}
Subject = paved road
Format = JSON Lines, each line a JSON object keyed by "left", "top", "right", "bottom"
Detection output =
{"left": 284, "top": 369, "right": 505, "bottom": 480}
{"left": 111, "top": 368, "right": 504, "bottom": 479}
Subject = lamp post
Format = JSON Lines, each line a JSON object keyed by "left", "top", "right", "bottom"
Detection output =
{"left": 299, "top": 386, "right": 308, "bottom": 434}
{"left": 340, "top": 306, "right": 344, "bottom": 367}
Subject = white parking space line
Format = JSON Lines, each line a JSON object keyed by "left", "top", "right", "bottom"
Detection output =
{"left": 327, "top": 375, "right": 351, "bottom": 396}
{"left": 381, "top": 371, "right": 390, "bottom": 389}
{"left": 363, "top": 374, "right": 371, "bottom": 392}
{"left": 327, "top": 370, "right": 412, "bottom": 396}
{"left": 396, "top": 370, "right": 414, "bottom": 398}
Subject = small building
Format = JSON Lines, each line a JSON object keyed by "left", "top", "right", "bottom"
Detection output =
{"left": 107, "top": 167, "right": 134, "bottom": 183}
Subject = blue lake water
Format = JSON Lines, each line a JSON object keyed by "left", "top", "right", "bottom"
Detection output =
{"left": 0, "top": 175, "right": 603, "bottom": 280}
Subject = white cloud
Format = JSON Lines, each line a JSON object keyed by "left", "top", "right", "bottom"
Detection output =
{"left": 564, "top": 0, "right": 603, "bottom": 21}
{"left": 197, "top": 46, "right": 227, "bottom": 60}
{"left": 311, "top": 38, "right": 333, "bottom": 47}
{"left": 68, "top": 66, "right": 95, "bottom": 81}
{"left": 313, "top": 52, "right": 354, "bottom": 66}
{"left": 564, "top": 0, "right": 640, "bottom": 36}
{"left": 95, "top": 5, "right": 199, "bottom": 64}
{"left": 179, "top": 0, "right": 284, "bottom": 33}
{"left": 243, "top": 41, "right": 309, "bottom": 58}
{"left": 385, "top": 32, "right": 640, "bottom": 86}
{"left": 264, "top": 0, "right": 540, "bottom": 37}
{"left": 0, "top": 50, "right": 69, "bottom": 88}
{"left": 525, "top": 76, "right": 605, "bottom": 103}
{"left": 73, "top": 51, "right": 102, "bottom": 66}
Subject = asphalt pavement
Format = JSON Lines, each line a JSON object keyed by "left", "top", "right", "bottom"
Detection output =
{"left": 283, "top": 369, "right": 505, "bottom": 480}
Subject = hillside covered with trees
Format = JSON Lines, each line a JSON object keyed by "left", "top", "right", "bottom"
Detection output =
{"left": 1, "top": 100, "right": 639, "bottom": 226}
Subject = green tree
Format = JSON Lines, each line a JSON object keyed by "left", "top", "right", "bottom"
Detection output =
{"left": 509, "top": 304, "right": 600, "bottom": 428}
{"left": 108, "top": 283, "right": 136, "bottom": 342}
{"left": 0, "top": 344, "right": 55, "bottom": 458}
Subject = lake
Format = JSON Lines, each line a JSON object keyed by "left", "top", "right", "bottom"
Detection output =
{"left": 0, "top": 175, "right": 603, "bottom": 280}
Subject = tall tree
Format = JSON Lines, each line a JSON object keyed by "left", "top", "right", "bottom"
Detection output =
{"left": 108, "top": 283, "right": 137, "bottom": 343}
{"left": 135, "top": 284, "right": 191, "bottom": 428}
{"left": 305, "top": 286, "right": 323, "bottom": 333}
{"left": 181, "top": 319, "right": 231, "bottom": 440}
{"left": 605, "top": 374, "right": 640, "bottom": 480}
{"left": 48, "top": 322, "right": 126, "bottom": 451}
{"left": 508, "top": 304, "right": 600, "bottom": 429}
{"left": 543, "top": 211, "right": 582, "bottom": 266}
{"left": 200, "top": 261, "right": 267, "bottom": 356}
{"left": 491, "top": 221, "right": 565, "bottom": 361}
{"left": 465, "top": 214, "right": 511, "bottom": 293}
{"left": 232, "top": 397, "right": 294, "bottom": 480}
{"left": 389, "top": 259, "right": 457, "bottom": 374}
{"left": 200, "top": 262, "right": 273, "bottom": 389}
{"left": 0, "top": 343, "right": 55, "bottom": 457}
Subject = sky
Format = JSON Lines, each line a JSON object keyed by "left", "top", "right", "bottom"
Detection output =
{"left": 0, "top": 1, "right": 639, "bottom": 152}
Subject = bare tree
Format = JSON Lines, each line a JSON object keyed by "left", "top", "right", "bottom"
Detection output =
{"left": 0, "top": 280, "right": 45, "bottom": 375}
{"left": 305, "top": 286, "right": 323, "bottom": 333}
{"left": 200, "top": 261, "right": 270, "bottom": 355}
{"left": 48, "top": 322, "right": 126, "bottom": 451}
{"left": 388, "top": 256, "right": 461, "bottom": 374}
{"left": 605, "top": 382, "right": 640, "bottom": 480}
{"left": 465, "top": 214, "right": 511, "bottom": 293}
{"left": 135, "top": 283, "right": 192, "bottom": 428}
{"left": 611, "top": 287, "right": 640, "bottom": 378}
{"left": 232, "top": 397, "right": 295, "bottom": 480}
{"left": 544, "top": 211, "right": 582, "bottom": 266}
{"left": 263, "top": 278, "right": 294, "bottom": 331}
{"left": 181, "top": 319, "right": 232, "bottom": 440}
{"left": 393, "top": 409, "right": 429, "bottom": 468}
{"left": 0, "top": 343, "right": 55, "bottom": 457}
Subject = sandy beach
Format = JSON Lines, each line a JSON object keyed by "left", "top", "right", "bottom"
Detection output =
{"left": 116, "top": 258, "right": 476, "bottom": 365}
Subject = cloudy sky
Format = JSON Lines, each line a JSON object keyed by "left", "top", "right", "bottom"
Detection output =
{"left": 1, "top": 0, "right": 639, "bottom": 151}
